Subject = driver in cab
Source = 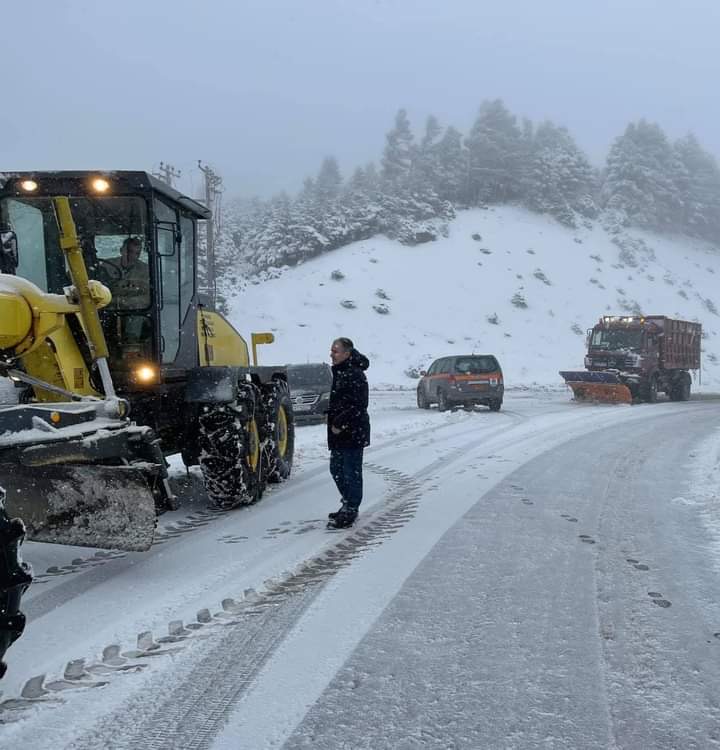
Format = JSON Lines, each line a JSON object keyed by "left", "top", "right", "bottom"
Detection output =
{"left": 104, "top": 237, "right": 150, "bottom": 309}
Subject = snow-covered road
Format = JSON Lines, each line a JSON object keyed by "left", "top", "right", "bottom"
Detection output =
{"left": 2, "top": 389, "right": 720, "bottom": 749}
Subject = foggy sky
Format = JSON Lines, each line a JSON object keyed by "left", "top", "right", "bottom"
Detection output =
{"left": 4, "top": 0, "right": 719, "bottom": 199}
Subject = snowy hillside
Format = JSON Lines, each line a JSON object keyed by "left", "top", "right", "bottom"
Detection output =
{"left": 226, "top": 207, "right": 720, "bottom": 389}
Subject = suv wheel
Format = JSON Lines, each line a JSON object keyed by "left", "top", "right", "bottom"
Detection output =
{"left": 437, "top": 390, "right": 450, "bottom": 412}
{"left": 417, "top": 389, "right": 429, "bottom": 409}
{"left": 489, "top": 399, "right": 502, "bottom": 412}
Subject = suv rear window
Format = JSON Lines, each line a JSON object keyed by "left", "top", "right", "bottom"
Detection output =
{"left": 287, "top": 364, "right": 332, "bottom": 387}
{"left": 453, "top": 356, "right": 499, "bottom": 375}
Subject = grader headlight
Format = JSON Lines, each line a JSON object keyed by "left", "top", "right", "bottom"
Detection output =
{"left": 92, "top": 178, "right": 110, "bottom": 193}
{"left": 132, "top": 364, "right": 159, "bottom": 385}
{"left": 20, "top": 179, "right": 38, "bottom": 192}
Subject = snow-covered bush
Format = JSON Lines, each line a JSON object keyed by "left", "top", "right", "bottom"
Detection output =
{"left": 340, "top": 299, "right": 356, "bottom": 309}
{"left": 511, "top": 292, "right": 528, "bottom": 309}
{"left": 533, "top": 269, "right": 552, "bottom": 286}
{"left": 331, "top": 269, "right": 345, "bottom": 281}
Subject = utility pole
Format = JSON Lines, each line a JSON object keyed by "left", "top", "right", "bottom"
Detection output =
{"left": 152, "top": 161, "right": 182, "bottom": 188}
{"left": 197, "top": 160, "right": 223, "bottom": 304}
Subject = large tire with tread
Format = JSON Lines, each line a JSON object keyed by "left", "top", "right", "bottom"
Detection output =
{"left": 198, "top": 386, "right": 263, "bottom": 509}
{"left": 0, "top": 490, "right": 32, "bottom": 679}
{"left": 669, "top": 373, "right": 691, "bottom": 402}
{"left": 263, "top": 379, "right": 295, "bottom": 483}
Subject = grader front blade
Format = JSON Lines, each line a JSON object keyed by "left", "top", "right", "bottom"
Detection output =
{"left": 559, "top": 371, "right": 632, "bottom": 405}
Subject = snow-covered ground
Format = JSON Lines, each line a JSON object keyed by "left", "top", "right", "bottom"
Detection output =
{"left": 3, "top": 210, "right": 720, "bottom": 748}
{"left": 229, "top": 207, "right": 720, "bottom": 389}
{"left": 3, "top": 389, "right": 720, "bottom": 748}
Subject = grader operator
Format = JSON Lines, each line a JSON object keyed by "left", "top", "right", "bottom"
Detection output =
{"left": 0, "top": 171, "right": 294, "bottom": 552}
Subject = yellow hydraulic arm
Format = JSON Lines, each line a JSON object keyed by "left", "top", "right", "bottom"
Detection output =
{"left": 52, "top": 197, "right": 117, "bottom": 398}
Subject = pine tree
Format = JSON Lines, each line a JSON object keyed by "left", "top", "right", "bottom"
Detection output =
{"left": 523, "top": 120, "right": 597, "bottom": 226}
{"left": 381, "top": 108, "right": 415, "bottom": 187}
{"left": 465, "top": 99, "right": 524, "bottom": 205}
{"left": 601, "top": 120, "right": 683, "bottom": 231}
{"left": 315, "top": 156, "right": 343, "bottom": 203}
{"left": 673, "top": 133, "right": 720, "bottom": 241}
{"left": 413, "top": 115, "right": 443, "bottom": 192}
{"left": 432, "top": 126, "right": 467, "bottom": 205}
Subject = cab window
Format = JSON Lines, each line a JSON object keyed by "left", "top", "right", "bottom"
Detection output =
{"left": 155, "top": 198, "right": 180, "bottom": 363}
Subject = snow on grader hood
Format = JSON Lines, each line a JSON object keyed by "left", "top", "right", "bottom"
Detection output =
{"left": 0, "top": 194, "right": 166, "bottom": 550}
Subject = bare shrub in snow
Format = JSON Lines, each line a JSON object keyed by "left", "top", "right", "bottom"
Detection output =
{"left": 331, "top": 269, "right": 345, "bottom": 281}
{"left": 526, "top": 249, "right": 535, "bottom": 255}
{"left": 612, "top": 234, "right": 656, "bottom": 268}
{"left": 511, "top": 292, "right": 528, "bottom": 309}
{"left": 340, "top": 299, "right": 356, "bottom": 309}
{"left": 471, "top": 233, "right": 482, "bottom": 241}
{"left": 479, "top": 248, "right": 492, "bottom": 255}
{"left": 375, "top": 288, "right": 390, "bottom": 300}
{"left": 571, "top": 323, "right": 584, "bottom": 336}
{"left": 486, "top": 313, "right": 500, "bottom": 325}
{"left": 707, "top": 352, "right": 718, "bottom": 364}
{"left": 590, "top": 254, "right": 603, "bottom": 263}
{"left": 373, "top": 303, "right": 390, "bottom": 315}
{"left": 700, "top": 296, "right": 719, "bottom": 316}
{"left": 678, "top": 289, "right": 689, "bottom": 299}
{"left": 404, "top": 365, "right": 424, "bottom": 379}
{"left": 369, "top": 258, "right": 378, "bottom": 264}
{"left": 618, "top": 298, "right": 643, "bottom": 315}
{"left": 533, "top": 269, "right": 552, "bottom": 286}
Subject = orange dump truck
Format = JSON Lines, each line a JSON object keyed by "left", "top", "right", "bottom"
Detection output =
{"left": 560, "top": 315, "right": 701, "bottom": 404}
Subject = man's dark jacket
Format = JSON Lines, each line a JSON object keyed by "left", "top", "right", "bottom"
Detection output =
{"left": 327, "top": 349, "right": 370, "bottom": 450}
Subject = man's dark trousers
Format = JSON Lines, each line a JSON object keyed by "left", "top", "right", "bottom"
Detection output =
{"left": 329, "top": 448, "right": 364, "bottom": 510}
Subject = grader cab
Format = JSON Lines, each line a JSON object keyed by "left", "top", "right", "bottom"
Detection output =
{"left": 0, "top": 171, "right": 294, "bottom": 551}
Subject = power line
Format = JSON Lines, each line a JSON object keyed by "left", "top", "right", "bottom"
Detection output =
{"left": 152, "top": 161, "right": 182, "bottom": 188}
{"left": 198, "top": 160, "right": 224, "bottom": 306}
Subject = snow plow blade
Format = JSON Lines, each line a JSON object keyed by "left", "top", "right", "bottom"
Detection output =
{"left": 0, "top": 463, "right": 156, "bottom": 552}
{"left": 559, "top": 371, "right": 632, "bottom": 405}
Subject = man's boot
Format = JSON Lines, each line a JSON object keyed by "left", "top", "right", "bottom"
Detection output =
{"left": 327, "top": 507, "right": 358, "bottom": 529}
{"left": 328, "top": 501, "right": 348, "bottom": 521}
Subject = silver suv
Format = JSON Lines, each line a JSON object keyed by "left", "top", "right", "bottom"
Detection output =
{"left": 287, "top": 363, "right": 333, "bottom": 422}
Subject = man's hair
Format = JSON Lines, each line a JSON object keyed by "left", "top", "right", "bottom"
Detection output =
{"left": 123, "top": 237, "right": 141, "bottom": 250}
{"left": 333, "top": 337, "right": 354, "bottom": 352}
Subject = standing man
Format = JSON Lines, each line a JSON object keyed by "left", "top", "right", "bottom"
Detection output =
{"left": 327, "top": 337, "right": 370, "bottom": 529}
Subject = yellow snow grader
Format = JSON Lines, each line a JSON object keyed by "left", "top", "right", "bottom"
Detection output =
{"left": 0, "top": 171, "right": 294, "bottom": 551}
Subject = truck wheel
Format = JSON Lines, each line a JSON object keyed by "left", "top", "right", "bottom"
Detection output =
{"left": 263, "top": 380, "right": 294, "bottom": 483}
{"left": 489, "top": 399, "right": 502, "bottom": 411}
{"left": 670, "top": 374, "right": 691, "bottom": 402}
{"left": 198, "top": 389, "right": 262, "bottom": 509}
{"left": 417, "top": 389, "right": 430, "bottom": 409}
{"left": 437, "top": 390, "right": 450, "bottom": 412}
{"left": 645, "top": 375, "right": 658, "bottom": 403}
